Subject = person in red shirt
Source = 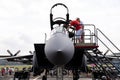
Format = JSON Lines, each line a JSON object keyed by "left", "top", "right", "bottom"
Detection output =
{"left": 69, "top": 18, "right": 83, "bottom": 43}
{"left": 1, "top": 68, "right": 5, "bottom": 76}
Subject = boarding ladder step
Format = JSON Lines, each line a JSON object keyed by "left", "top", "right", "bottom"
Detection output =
{"left": 86, "top": 48, "right": 120, "bottom": 79}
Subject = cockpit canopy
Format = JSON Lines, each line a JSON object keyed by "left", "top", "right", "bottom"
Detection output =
{"left": 50, "top": 25, "right": 68, "bottom": 36}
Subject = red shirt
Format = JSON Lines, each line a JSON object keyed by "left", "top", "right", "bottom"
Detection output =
{"left": 70, "top": 20, "right": 82, "bottom": 30}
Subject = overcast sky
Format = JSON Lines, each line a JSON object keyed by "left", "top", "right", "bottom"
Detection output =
{"left": 0, "top": 0, "right": 120, "bottom": 55}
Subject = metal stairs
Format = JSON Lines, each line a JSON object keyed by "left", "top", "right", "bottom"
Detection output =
{"left": 85, "top": 48, "right": 119, "bottom": 79}
{"left": 73, "top": 24, "right": 120, "bottom": 79}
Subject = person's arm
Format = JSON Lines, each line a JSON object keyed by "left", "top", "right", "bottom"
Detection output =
{"left": 67, "top": 25, "right": 71, "bottom": 31}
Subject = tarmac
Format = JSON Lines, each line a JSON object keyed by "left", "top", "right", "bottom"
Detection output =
{"left": 0, "top": 77, "right": 92, "bottom": 80}
{"left": 31, "top": 78, "right": 92, "bottom": 80}
{"left": 0, "top": 75, "right": 92, "bottom": 80}
{"left": 0, "top": 70, "right": 93, "bottom": 80}
{"left": 31, "top": 75, "right": 92, "bottom": 80}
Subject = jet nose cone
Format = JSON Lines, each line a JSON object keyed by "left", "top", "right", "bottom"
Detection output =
{"left": 45, "top": 33, "right": 74, "bottom": 66}
{"left": 53, "top": 50, "right": 67, "bottom": 65}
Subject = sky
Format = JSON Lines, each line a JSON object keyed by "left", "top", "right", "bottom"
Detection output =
{"left": 0, "top": 0, "right": 120, "bottom": 55}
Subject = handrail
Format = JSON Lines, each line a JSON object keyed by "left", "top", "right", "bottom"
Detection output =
{"left": 97, "top": 28, "right": 120, "bottom": 52}
{"left": 72, "top": 24, "right": 97, "bottom": 44}
{"left": 96, "top": 28, "right": 120, "bottom": 58}
{"left": 94, "top": 34, "right": 114, "bottom": 54}
{"left": 83, "top": 24, "right": 97, "bottom": 44}
{"left": 84, "top": 29, "right": 92, "bottom": 43}
{"left": 72, "top": 29, "right": 93, "bottom": 43}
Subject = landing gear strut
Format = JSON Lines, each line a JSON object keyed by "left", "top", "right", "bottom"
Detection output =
{"left": 73, "top": 70, "right": 79, "bottom": 80}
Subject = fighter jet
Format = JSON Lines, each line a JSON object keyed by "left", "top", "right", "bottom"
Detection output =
{"left": 33, "top": 3, "right": 90, "bottom": 79}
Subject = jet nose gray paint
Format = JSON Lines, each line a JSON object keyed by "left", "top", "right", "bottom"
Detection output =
{"left": 45, "top": 33, "right": 74, "bottom": 66}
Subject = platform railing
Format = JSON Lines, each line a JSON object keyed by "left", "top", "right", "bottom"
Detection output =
{"left": 72, "top": 24, "right": 98, "bottom": 45}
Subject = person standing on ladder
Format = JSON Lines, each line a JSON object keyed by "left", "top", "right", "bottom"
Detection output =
{"left": 68, "top": 18, "right": 84, "bottom": 43}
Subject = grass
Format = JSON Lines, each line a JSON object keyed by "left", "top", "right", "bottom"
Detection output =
{"left": 0, "top": 65, "right": 32, "bottom": 71}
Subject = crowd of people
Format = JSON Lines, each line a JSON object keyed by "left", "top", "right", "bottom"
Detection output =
{"left": 0, "top": 66, "right": 31, "bottom": 76}
{"left": 1, "top": 67, "right": 14, "bottom": 76}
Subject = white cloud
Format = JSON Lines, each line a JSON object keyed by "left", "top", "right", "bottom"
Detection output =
{"left": 0, "top": 0, "right": 120, "bottom": 55}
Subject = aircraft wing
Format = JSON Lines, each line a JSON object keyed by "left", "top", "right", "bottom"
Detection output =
{"left": 0, "top": 54, "right": 33, "bottom": 64}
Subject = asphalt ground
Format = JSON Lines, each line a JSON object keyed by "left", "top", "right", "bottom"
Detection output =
{"left": 0, "top": 75, "right": 92, "bottom": 80}
{"left": 10, "top": 77, "right": 92, "bottom": 80}
{"left": 32, "top": 77, "right": 92, "bottom": 80}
